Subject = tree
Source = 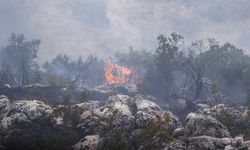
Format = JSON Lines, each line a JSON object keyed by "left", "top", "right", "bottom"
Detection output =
{"left": 83, "top": 55, "right": 105, "bottom": 87}
{"left": 0, "top": 33, "right": 40, "bottom": 86}
{"left": 185, "top": 40, "right": 207, "bottom": 100}
{"left": 0, "top": 62, "right": 14, "bottom": 86}
{"left": 43, "top": 54, "right": 105, "bottom": 88}
{"left": 142, "top": 33, "right": 185, "bottom": 99}
{"left": 43, "top": 54, "right": 83, "bottom": 88}
{"left": 202, "top": 42, "right": 250, "bottom": 103}
{"left": 115, "top": 47, "right": 154, "bottom": 83}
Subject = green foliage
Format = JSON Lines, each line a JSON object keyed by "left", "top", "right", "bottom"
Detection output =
{"left": 213, "top": 108, "right": 250, "bottom": 140}
{"left": 110, "top": 88, "right": 119, "bottom": 95}
{"left": 53, "top": 105, "right": 82, "bottom": 128}
{"left": 101, "top": 131, "right": 134, "bottom": 150}
{"left": 80, "top": 91, "right": 89, "bottom": 103}
{"left": 26, "top": 84, "right": 46, "bottom": 100}
{"left": 53, "top": 94, "right": 83, "bottom": 128}
{"left": 211, "top": 83, "right": 220, "bottom": 95}
{"left": 43, "top": 54, "right": 105, "bottom": 87}
{"left": 0, "top": 33, "right": 40, "bottom": 86}
{"left": 215, "top": 110, "right": 238, "bottom": 136}
{"left": 97, "top": 107, "right": 135, "bottom": 150}
{"left": 47, "top": 74, "right": 70, "bottom": 87}
{"left": 100, "top": 108, "right": 119, "bottom": 135}
{"left": 138, "top": 112, "right": 173, "bottom": 149}
{"left": 142, "top": 33, "right": 185, "bottom": 99}
{"left": 140, "top": 33, "right": 250, "bottom": 103}
{"left": 41, "top": 129, "right": 73, "bottom": 150}
{"left": 3, "top": 126, "right": 81, "bottom": 150}
{"left": 156, "top": 33, "right": 184, "bottom": 59}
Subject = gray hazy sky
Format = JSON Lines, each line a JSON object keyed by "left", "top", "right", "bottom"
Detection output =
{"left": 0, "top": 0, "right": 250, "bottom": 63}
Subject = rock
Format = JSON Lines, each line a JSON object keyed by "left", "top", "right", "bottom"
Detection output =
{"left": 186, "top": 136, "right": 232, "bottom": 150}
{"left": 185, "top": 113, "right": 231, "bottom": 138}
{"left": 0, "top": 96, "right": 10, "bottom": 116}
{"left": 135, "top": 111, "right": 152, "bottom": 128}
{"left": 2, "top": 84, "right": 11, "bottom": 88}
{"left": 231, "top": 136, "right": 244, "bottom": 147}
{"left": 134, "top": 95, "right": 162, "bottom": 115}
{"left": 224, "top": 145, "right": 236, "bottom": 150}
{"left": 200, "top": 78, "right": 213, "bottom": 87}
{"left": 76, "top": 101, "right": 102, "bottom": 112}
{"left": 76, "top": 94, "right": 181, "bottom": 150}
{"left": 199, "top": 104, "right": 242, "bottom": 121}
{"left": 242, "top": 109, "right": 250, "bottom": 121}
{"left": 73, "top": 135, "right": 100, "bottom": 150}
{"left": 0, "top": 117, "right": 13, "bottom": 130}
{"left": 86, "top": 83, "right": 138, "bottom": 101}
{"left": 73, "top": 94, "right": 168, "bottom": 138}
{"left": 2, "top": 93, "right": 250, "bottom": 150}
{"left": 244, "top": 140, "right": 250, "bottom": 147}
{"left": 52, "top": 116, "right": 63, "bottom": 126}
{"left": 107, "top": 94, "right": 132, "bottom": 116}
{"left": 223, "top": 137, "right": 250, "bottom": 150}
{"left": 103, "top": 94, "right": 163, "bottom": 117}
{"left": 166, "top": 136, "right": 234, "bottom": 149}
{"left": 10, "top": 100, "right": 52, "bottom": 120}
{"left": 196, "top": 103, "right": 210, "bottom": 110}
{"left": 113, "top": 115, "right": 135, "bottom": 131}
{"left": 0, "top": 100, "right": 53, "bottom": 130}
{"left": 166, "top": 139, "right": 186, "bottom": 150}
{"left": 172, "top": 127, "right": 185, "bottom": 138}
{"left": 24, "top": 83, "right": 47, "bottom": 88}
{"left": 80, "top": 111, "right": 92, "bottom": 120}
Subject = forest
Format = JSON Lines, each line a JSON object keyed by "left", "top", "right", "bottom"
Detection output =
{"left": 1, "top": 32, "right": 250, "bottom": 149}
{"left": 1, "top": 32, "right": 250, "bottom": 106}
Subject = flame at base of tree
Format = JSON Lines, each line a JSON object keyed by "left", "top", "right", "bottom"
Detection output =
{"left": 105, "top": 59, "right": 137, "bottom": 84}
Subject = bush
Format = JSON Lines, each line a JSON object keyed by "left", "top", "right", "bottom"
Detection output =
{"left": 138, "top": 112, "right": 173, "bottom": 149}
{"left": 80, "top": 91, "right": 89, "bottom": 103}
{"left": 215, "top": 110, "right": 237, "bottom": 136}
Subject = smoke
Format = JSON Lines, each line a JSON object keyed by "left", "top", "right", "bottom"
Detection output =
{"left": 0, "top": 0, "right": 249, "bottom": 63}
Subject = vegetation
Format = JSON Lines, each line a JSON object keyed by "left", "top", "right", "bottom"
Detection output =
{"left": 0, "top": 33, "right": 40, "bottom": 86}
{"left": 53, "top": 93, "right": 83, "bottom": 128}
{"left": 138, "top": 112, "right": 173, "bottom": 149}
{"left": 0, "top": 32, "right": 250, "bottom": 105}
{"left": 80, "top": 91, "right": 89, "bottom": 103}
{"left": 1, "top": 32, "right": 250, "bottom": 148}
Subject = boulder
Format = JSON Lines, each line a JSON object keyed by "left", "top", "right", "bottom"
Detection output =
{"left": 198, "top": 104, "right": 242, "bottom": 120}
{"left": 86, "top": 83, "right": 138, "bottom": 101}
{"left": 185, "top": 113, "right": 231, "bottom": 138}
{"left": 80, "top": 111, "right": 92, "bottom": 120}
{"left": 134, "top": 95, "right": 162, "bottom": 115}
{"left": 73, "top": 135, "right": 100, "bottom": 150}
{"left": 0, "top": 96, "right": 10, "bottom": 118}
{"left": 172, "top": 127, "right": 185, "bottom": 138}
{"left": 76, "top": 101, "right": 102, "bottom": 112}
{"left": 0, "top": 100, "right": 52, "bottom": 130}
{"left": 186, "top": 136, "right": 232, "bottom": 150}
{"left": 2, "top": 84, "right": 11, "bottom": 89}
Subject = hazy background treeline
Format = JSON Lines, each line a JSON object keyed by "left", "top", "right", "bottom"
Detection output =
{"left": 1, "top": 32, "right": 250, "bottom": 105}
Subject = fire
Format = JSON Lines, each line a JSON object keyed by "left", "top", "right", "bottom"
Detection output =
{"left": 105, "top": 59, "right": 135, "bottom": 84}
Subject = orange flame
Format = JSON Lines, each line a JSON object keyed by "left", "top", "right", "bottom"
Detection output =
{"left": 105, "top": 59, "right": 134, "bottom": 84}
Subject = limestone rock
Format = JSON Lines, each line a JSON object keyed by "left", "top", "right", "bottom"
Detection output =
{"left": 73, "top": 135, "right": 100, "bottom": 150}
{"left": 185, "top": 113, "right": 231, "bottom": 138}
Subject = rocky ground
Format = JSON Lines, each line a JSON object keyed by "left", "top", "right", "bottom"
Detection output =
{"left": 0, "top": 93, "right": 250, "bottom": 150}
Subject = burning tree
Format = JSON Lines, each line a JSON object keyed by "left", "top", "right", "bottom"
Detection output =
{"left": 105, "top": 58, "right": 138, "bottom": 84}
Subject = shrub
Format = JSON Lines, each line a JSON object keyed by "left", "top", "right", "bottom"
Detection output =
{"left": 80, "top": 91, "right": 89, "bottom": 103}
{"left": 138, "top": 112, "right": 173, "bottom": 149}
